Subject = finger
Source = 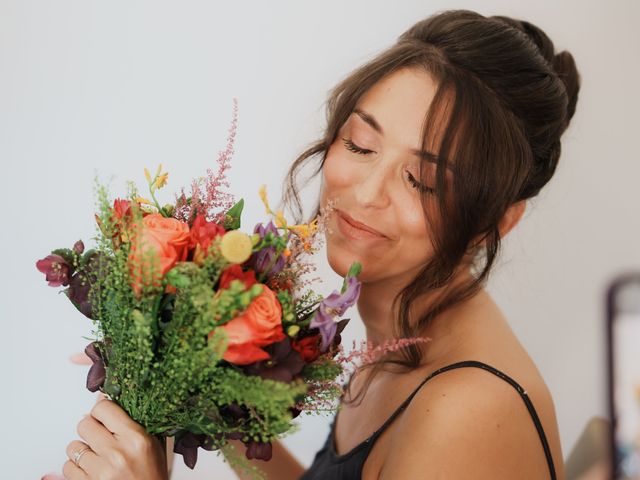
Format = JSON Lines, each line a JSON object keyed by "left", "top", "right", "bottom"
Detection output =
{"left": 70, "top": 352, "right": 92, "bottom": 365}
{"left": 41, "top": 473, "right": 65, "bottom": 480}
{"left": 90, "top": 397, "right": 146, "bottom": 437}
{"left": 65, "top": 440, "right": 101, "bottom": 474}
{"left": 62, "top": 460, "right": 89, "bottom": 480}
{"left": 94, "top": 391, "right": 107, "bottom": 405}
{"left": 76, "top": 413, "right": 115, "bottom": 455}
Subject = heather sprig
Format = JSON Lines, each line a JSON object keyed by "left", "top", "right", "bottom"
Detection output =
{"left": 334, "top": 336, "right": 433, "bottom": 375}
{"left": 175, "top": 98, "right": 238, "bottom": 225}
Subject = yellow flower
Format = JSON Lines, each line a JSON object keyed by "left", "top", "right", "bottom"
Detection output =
{"left": 220, "top": 230, "right": 253, "bottom": 264}
{"left": 274, "top": 210, "right": 287, "bottom": 228}
{"left": 288, "top": 217, "right": 318, "bottom": 239}
{"left": 144, "top": 168, "right": 152, "bottom": 183}
{"left": 259, "top": 185, "right": 272, "bottom": 215}
{"left": 135, "top": 196, "right": 152, "bottom": 205}
{"left": 154, "top": 173, "right": 169, "bottom": 189}
{"left": 259, "top": 185, "right": 288, "bottom": 227}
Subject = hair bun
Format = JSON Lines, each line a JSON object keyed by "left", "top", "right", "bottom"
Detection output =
{"left": 491, "top": 15, "right": 581, "bottom": 127}
{"left": 553, "top": 51, "right": 580, "bottom": 123}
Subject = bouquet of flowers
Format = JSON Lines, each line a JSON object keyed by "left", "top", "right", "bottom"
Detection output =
{"left": 35, "top": 105, "right": 362, "bottom": 476}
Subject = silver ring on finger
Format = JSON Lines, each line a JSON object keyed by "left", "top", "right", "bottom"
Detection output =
{"left": 72, "top": 446, "right": 92, "bottom": 468}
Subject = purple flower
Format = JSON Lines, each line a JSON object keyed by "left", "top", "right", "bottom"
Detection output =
{"left": 250, "top": 246, "right": 285, "bottom": 276}
{"left": 245, "top": 440, "right": 272, "bottom": 461}
{"left": 67, "top": 251, "right": 104, "bottom": 319}
{"left": 84, "top": 342, "right": 106, "bottom": 392}
{"left": 311, "top": 276, "right": 361, "bottom": 351}
{"left": 253, "top": 220, "right": 279, "bottom": 238}
{"left": 65, "top": 251, "right": 101, "bottom": 319}
{"left": 173, "top": 432, "right": 216, "bottom": 469}
{"left": 248, "top": 221, "right": 286, "bottom": 276}
{"left": 67, "top": 272, "right": 93, "bottom": 318}
{"left": 244, "top": 338, "right": 304, "bottom": 383}
{"left": 36, "top": 254, "right": 72, "bottom": 287}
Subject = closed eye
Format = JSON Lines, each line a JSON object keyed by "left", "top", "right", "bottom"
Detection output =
{"left": 342, "top": 137, "right": 374, "bottom": 155}
{"left": 405, "top": 171, "right": 435, "bottom": 194}
{"left": 342, "top": 137, "right": 435, "bottom": 194}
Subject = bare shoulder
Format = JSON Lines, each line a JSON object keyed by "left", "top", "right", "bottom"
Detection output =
{"left": 379, "top": 358, "right": 563, "bottom": 480}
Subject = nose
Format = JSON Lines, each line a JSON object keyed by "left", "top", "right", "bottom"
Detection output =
{"left": 353, "top": 160, "right": 392, "bottom": 210}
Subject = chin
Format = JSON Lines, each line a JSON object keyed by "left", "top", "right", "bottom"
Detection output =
{"left": 325, "top": 242, "right": 372, "bottom": 281}
{"left": 326, "top": 249, "right": 351, "bottom": 279}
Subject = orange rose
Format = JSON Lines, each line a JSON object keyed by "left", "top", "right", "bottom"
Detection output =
{"left": 128, "top": 213, "right": 191, "bottom": 296}
{"left": 213, "top": 284, "right": 285, "bottom": 365}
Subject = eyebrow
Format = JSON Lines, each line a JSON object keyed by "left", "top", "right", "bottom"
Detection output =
{"left": 352, "top": 107, "right": 455, "bottom": 172}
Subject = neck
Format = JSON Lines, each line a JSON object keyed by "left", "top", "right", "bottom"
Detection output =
{"left": 357, "top": 266, "right": 482, "bottom": 363}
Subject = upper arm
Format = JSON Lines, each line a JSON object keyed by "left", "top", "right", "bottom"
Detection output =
{"left": 379, "top": 369, "right": 538, "bottom": 480}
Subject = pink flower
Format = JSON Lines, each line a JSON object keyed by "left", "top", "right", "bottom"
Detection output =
{"left": 36, "top": 254, "right": 72, "bottom": 287}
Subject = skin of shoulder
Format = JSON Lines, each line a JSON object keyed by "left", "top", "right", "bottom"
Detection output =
{"left": 377, "top": 366, "right": 553, "bottom": 480}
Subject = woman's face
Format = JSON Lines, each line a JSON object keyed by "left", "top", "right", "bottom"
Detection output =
{"left": 320, "top": 67, "right": 454, "bottom": 285}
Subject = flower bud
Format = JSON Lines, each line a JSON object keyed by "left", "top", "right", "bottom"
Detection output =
{"left": 73, "top": 240, "right": 85, "bottom": 254}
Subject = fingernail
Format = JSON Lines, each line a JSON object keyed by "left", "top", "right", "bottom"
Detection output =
{"left": 42, "top": 473, "right": 64, "bottom": 480}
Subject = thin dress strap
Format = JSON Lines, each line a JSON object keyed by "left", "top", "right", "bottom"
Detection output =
{"left": 357, "top": 360, "right": 557, "bottom": 480}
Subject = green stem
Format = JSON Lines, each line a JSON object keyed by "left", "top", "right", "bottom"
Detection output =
{"left": 150, "top": 189, "right": 169, "bottom": 217}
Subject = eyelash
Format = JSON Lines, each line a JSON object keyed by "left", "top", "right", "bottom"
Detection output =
{"left": 341, "top": 137, "right": 435, "bottom": 194}
{"left": 342, "top": 136, "right": 373, "bottom": 155}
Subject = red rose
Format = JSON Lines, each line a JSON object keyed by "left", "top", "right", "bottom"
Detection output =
{"left": 213, "top": 284, "right": 285, "bottom": 365}
{"left": 112, "top": 198, "right": 132, "bottom": 219}
{"left": 292, "top": 335, "right": 321, "bottom": 363}
{"left": 219, "top": 265, "right": 258, "bottom": 290}
{"left": 189, "top": 214, "right": 226, "bottom": 264}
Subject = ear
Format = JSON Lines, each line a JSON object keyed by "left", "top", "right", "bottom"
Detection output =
{"left": 497, "top": 200, "right": 526, "bottom": 240}
{"left": 470, "top": 200, "right": 527, "bottom": 250}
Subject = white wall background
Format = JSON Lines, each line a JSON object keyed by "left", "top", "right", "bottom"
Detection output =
{"left": 1, "top": 0, "right": 638, "bottom": 478}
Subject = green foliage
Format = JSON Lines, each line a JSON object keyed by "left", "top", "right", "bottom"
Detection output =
{"left": 301, "top": 358, "right": 343, "bottom": 381}
{"left": 223, "top": 198, "right": 244, "bottom": 230}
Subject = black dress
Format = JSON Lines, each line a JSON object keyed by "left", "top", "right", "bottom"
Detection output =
{"left": 299, "top": 360, "right": 557, "bottom": 480}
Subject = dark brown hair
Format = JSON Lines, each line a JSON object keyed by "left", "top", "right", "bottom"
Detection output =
{"left": 281, "top": 9, "right": 580, "bottom": 403}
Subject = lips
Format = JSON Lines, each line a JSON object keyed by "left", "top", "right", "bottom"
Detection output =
{"left": 336, "top": 209, "right": 388, "bottom": 238}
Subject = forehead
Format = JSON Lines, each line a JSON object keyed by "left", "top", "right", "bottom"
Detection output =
{"left": 354, "top": 67, "right": 439, "bottom": 145}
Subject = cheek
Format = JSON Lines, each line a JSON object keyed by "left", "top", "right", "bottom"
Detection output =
{"left": 402, "top": 201, "right": 430, "bottom": 238}
{"left": 322, "top": 143, "right": 361, "bottom": 192}
{"left": 392, "top": 196, "right": 435, "bottom": 272}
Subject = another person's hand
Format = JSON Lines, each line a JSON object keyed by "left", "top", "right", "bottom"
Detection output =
{"left": 62, "top": 395, "right": 169, "bottom": 479}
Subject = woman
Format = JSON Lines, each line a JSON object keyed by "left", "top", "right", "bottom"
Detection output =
{"left": 53, "top": 9, "right": 580, "bottom": 480}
